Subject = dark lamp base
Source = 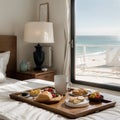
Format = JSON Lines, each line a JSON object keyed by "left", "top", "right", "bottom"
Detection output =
{"left": 33, "top": 43, "right": 45, "bottom": 71}
{"left": 34, "top": 67, "right": 42, "bottom": 71}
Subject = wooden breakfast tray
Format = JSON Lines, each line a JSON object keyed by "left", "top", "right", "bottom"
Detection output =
{"left": 9, "top": 87, "right": 116, "bottom": 119}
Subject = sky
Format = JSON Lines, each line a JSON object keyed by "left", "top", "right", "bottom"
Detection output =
{"left": 75, "top": 0, "right": 120, "bottom": 35}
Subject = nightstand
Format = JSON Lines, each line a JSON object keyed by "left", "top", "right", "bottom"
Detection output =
{"left": 15, "top": 70, "right": 55, "bottom": 81}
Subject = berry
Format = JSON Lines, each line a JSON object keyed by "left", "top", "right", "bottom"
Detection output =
{"left": 52, "top": 93, "right": 56, "bottom": 97}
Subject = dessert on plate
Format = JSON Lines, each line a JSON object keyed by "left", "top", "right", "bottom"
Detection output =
{"left": 65, "top": 96, "right": 89, "bottom": 108}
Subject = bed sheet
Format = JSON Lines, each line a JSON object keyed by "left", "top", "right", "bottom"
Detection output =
{"left": 0, "top": 78, "right": 120, "bottom": 120}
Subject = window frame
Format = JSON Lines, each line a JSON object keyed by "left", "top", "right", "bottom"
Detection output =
{"left": 70, "top": 0, "right": 120, "bottom": 91}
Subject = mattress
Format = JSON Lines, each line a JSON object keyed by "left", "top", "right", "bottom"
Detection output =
{"left": 0, "top": 78, "right": 120, "bottom": 120}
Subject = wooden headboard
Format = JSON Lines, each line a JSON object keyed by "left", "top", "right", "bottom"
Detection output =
{"left": 0, "top": 35, "right": 17, "bottom": 78}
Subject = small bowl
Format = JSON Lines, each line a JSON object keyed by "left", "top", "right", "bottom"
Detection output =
{"left": 88, "top": 95, "right": 103, "bottom": 103}
{"left": 21, "top": 92, "right": 30, "bottom": 97}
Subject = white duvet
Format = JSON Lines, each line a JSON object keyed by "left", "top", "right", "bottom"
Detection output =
{"left": 0, "top": 78, "right": 120, "bottom": 120}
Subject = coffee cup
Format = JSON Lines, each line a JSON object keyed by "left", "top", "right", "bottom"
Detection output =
{"left": 54, "top": 75, "right": 68, "bottom": 95}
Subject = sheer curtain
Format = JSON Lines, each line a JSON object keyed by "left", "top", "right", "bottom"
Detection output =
{"left": 63, "top": 0, "right": 71, "bottom": 79}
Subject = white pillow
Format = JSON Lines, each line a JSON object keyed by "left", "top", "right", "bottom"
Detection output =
{"left": 0, "top": 51, "right": 10, "bottom": 74}
{"left": 0, "top": 72, "right": 6, "bottom": 83}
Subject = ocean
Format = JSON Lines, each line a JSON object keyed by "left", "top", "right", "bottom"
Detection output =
{"left": 75, "top": 35, "right": 120, "bottom": 55}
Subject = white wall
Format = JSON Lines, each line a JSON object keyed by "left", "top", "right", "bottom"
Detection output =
{"left": 0, "top": 0, "right": 66, "bottom": 73}
{"left": 36, "top": 0, "right": 66, "bottom": 74}
{"left": 0, "top": 0, "right": 36, "bottom": 69}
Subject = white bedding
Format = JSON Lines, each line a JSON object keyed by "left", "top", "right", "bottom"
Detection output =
{"left": 0, "top": 78, "right": 120, "bottom": 120}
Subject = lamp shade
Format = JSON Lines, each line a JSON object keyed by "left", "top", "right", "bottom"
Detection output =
{"left": 24, "top": 22, "right": 54, "bottom": 43}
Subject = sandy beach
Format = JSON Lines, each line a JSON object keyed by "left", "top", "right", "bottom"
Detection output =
{"left": 75, "top": 52, "right": 120, "bottom": 79}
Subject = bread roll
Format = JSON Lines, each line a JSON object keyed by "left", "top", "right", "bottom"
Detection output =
{"left": 35, "top": 91, "right": 52, "bottom": 102}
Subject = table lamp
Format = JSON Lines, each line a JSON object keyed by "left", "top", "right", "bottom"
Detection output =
{"left": 24, "top": 22, "right": 54, "bottom": 70}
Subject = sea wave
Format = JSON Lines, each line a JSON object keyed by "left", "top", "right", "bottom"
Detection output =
{"left": 75, "top": 35, "right": 120, "bottom": 57}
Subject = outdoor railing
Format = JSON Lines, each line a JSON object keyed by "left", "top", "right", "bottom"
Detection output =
{"left": 76, "top": 44, "right": 120, "bottom": 66}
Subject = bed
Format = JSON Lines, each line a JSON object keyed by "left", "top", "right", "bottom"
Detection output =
{"left": 0, "top": 35, "right": 120, "bottom": 120}
{"left": 0, "top": 35, "right": 16, "bottom": 78}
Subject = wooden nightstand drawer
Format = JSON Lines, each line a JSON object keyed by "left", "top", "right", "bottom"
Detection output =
{"left": 15, "top": 72, "right": 34, "bottom": 80}
{"left": 15, "top": 70, "right": 55, "bottom": 81}
{"left": 36, "top": 72, "right": 54, "bottom": 81}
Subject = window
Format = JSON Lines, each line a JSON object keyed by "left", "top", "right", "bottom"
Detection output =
{"left": 71, "top": 0, "right": 120, "bottom": 91}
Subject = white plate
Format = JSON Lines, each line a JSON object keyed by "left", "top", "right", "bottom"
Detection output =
{"left": 65, "top": 99, "right": 89, "bottom": 108}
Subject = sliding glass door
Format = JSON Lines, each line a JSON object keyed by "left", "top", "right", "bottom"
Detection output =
{"left": 71, "top": 0, "right": 120, "bottom": 91}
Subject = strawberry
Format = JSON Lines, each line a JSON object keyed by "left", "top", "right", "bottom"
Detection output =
{"left": 52, "top": 93, "right": 56, "bottom": 97}
{"left": 48, "top": 88, "right": 53, "bottom": 92}
{"left": 52, "top": 93, "right": 59, "bottom": 98}
{"left": 44, "top": 87, "right": 53, "bottom": 92}
{"left": 96, "top": 95, "right": 100, "bottom": 98}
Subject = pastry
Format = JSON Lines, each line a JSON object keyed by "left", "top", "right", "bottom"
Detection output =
{"left": 35, "top": 91, "right": 52, "bottom": 102}
{"left": 34, "top": 90, "right": 62, "bottom": 103}
{"left": 69, "top": 96, "right": 85, "bottom": 104}
{"left": 72, "top": 88, "right": 88, "bottom": 96}
{"left": 35, "top": 91, "right": 53, "bottom": 102}
{"left": 30, "top": 89, "right": 41, "bottom": 96}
